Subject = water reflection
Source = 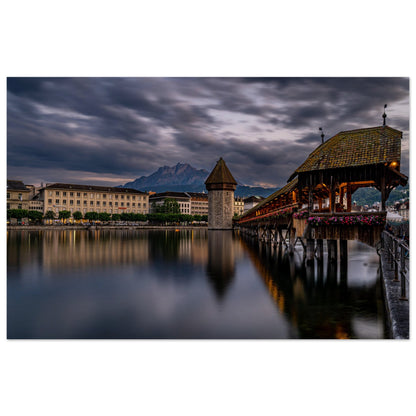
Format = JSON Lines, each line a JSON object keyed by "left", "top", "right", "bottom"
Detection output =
{"left": 241, "top": 236, "right": 385, "bottom": 339}
{"left": 7, "top": 230, "right": 385, "bottom": 339}
{"left": 206, "top": 231, "right": 235, "bottom": 300}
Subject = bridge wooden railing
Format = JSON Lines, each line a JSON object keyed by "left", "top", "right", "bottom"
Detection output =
{"left": 381, "top": 231, "right": 409, "bottom": 301}
{"left": 238, "top": 203, "right": 298, "bottom": 225}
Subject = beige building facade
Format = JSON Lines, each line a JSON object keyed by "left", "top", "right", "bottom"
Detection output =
{"left": 234, "top": 197, "right": 244, "bottom": 217}
{"left": 39, "top": 183, "right": 149, "bottom": 216}
{"left": 7, "top": 180, "right": 30, "bottom": 210}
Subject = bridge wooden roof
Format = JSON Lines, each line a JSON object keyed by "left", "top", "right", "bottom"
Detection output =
{"left": 205, "top": 158, "right": 237, "bottom": 185}
{"left": 289, "top": 125, "right": 402, "bottom": 180}
{"left": 241, "top": 178, "right": 298, "bottom": 218}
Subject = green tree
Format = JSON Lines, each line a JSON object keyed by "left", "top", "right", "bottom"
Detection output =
{"left": 44, "top": 211, "right": 55, "bottom": 220}
{"left": 27, "top": 210, "right": 43, "bottom": 223}
{"left": 58, "top": 210, "right": 71, "bottom": 220}
{"left": 98, "top": 212, "right": 111, "bottom": 222}
{"left": 84, "top": 211, "right": 99, "bottom": 221}
{"left": 154, "top": 198, "right": 181, "bottom": 214}
{"left": 7, "top": 209, "right": 29, "bottom": 219}
{"left": 73, "top": 211, "right": 83, "bottom": 221}
{"left": 111, "top": 213, "right": 121, "bottom": 221}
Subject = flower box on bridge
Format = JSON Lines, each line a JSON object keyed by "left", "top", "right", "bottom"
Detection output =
{"left": 299, "top": 212, "right": 386, "bottom": 246}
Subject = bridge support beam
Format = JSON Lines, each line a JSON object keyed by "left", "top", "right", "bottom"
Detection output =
{"left": 316, "top": 239, "right": 324, "bottom": 262}
{"left": 327, "top": 239, "right": 338, "bottom": 263}
{"left": 340, "top": 240, "right": 348, "bottom": 265}
{"left": 306, "top": 239, "right": 315, "bottom": 264}
{"left": 289, "top": 227, "right": 296, "bottom": 255}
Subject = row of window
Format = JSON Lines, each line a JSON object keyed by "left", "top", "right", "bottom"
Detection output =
{"left": 48, "top": 191, "right": 146, "bottom": 200}
{"left": 51, "top": 208, "right": 147, "bottom": 214}
{"left": 47, "top": 199, "right": 146, "bottom": 208}
{"left": 7, "top": 193, "right": 24, "bottom": 200}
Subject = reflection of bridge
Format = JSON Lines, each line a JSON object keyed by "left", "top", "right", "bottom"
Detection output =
{"left": 237, "top": 124, "right": 407, "bottom": 262}
{"left": 240, "top": 237, "right": 382, "bottom": 339}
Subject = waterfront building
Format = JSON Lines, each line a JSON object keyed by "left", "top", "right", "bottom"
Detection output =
{"left": 149, "top": 191, "right": 191, "bottom": 214}
{"left": 243, "top": 195, "right": 264, "bottom": 212}
{"left": 186, "top": 192, "right": 208, "bottom": 216}
{"left": 398, "top": 201, "right": 409, "bottom": 221}
{"left": 234, "top": 197, "right": 244, "bottom": 216}
{"left": 7, "top": 180, "right": 30, "bottom": 210}
{"left": 205, "top": 157, "right": 237, "bottom": 230}
{"left": 38, "top": 183, "right": 149, "bottom": 216}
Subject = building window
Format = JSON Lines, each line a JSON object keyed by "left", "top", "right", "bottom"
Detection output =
{"left": 48, "top": 199, "right": 52, "bottom": 204}
{"left": 109, "top": 201, "right": 113, "bottom": 206}
{"left": 63, "top": 199, "right": 67, "bottom": 204}
{"left": 70, "top": 192, "right": 74, "bottom": 197}
{"left": 56, "top": 191, "right": 60, "bottom": 196}
{"left": 102, "top": 194, "right": 106, "bottom": 199}
{"left": 90, "top": 201, "right": 94, "bottom": 206}
{"left": 83, "top": 201, "right": 87, "bottom": 205}
{"left": 115, "top": 202, "right": 118, "bottom": 207}
{"left": 63, "top": 192, "right": 67, "bottom": 196}
{"left": 127, "top": 202, "right": 130, "bottom": 207}
{"left": 132, "top": 196, "right": 135, "bottom": 200}
{"left": 83, "top": 193, "right": 87, "bottom": 197}
{"left": 121, "top": 195, "right": 124, "bottom": 199}
{"left": 18, "top": 204, "right": 22, "bottom": 209}
{"left": 77, "top": 200, "right": 80, "bottom": 205}
{"left": 56, "top": 199, "right": 60, "bottom": 204}
{"left": 77, "top": 192, "right": 81, "bottom": 197}
{"left": 96, "top": 201, "right": 100, "bottom": 206}
{"left": 103, "top": 201, "right": 106, "bottom": 206}
{"left": 70, "top": 200, "right": 74, "bottom": 205}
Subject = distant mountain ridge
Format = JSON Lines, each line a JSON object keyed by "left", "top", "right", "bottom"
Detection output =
{"left": 121, "top": 163, "right": 278, "bottom": 197}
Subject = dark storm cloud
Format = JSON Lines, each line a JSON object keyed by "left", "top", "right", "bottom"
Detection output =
{"left": 7, "top": 77, "right": 409, "bottom": 187}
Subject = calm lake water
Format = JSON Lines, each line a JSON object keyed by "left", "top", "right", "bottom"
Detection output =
{"left": 7, "top": 229, "right": 386, "bottom": 339}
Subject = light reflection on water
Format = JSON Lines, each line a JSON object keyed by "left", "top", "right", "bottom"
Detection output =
{"left": 7, "top": 229, "right": 386, "bottom": 339}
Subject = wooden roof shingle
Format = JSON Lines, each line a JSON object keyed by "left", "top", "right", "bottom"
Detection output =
{"left": 205, "top": 158, "right": 237, "bottom": 185}
{"left": 289, "top": 125, "right": 402, "bottom": 180}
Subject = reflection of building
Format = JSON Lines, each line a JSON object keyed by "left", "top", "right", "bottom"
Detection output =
{"left": 7, "top": 180, "right": 30, "bottom": 210}
{"left": 206, "top": 231, "right": 235, "bottom": 300}
{"left": 38, "top": 183, "right": 149, "bottom": 216}
{"left": 205, "top": 158, "right": 237, "bottom": 229}
{"left": 38, "top": 230, "right": 150, "bottom": 270}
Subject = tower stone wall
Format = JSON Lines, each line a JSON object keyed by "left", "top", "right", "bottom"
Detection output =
{"left": 205, "top": 158, "right": 237, "bottom": 230}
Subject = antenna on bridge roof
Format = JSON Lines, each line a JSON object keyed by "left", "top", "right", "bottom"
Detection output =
{"left": 382, "top": 104, "right": 387, "bottom": 126}
{"left": 319, "top": 127, "right": 325, "bottom": 144}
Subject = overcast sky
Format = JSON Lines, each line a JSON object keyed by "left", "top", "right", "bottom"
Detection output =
{"left": 7, "top": 77, "right": 409, "bottom": 188}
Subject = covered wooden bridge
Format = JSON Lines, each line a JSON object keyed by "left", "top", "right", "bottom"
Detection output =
{"left": 237, "top": 124, "right": 408, "bottom": 261}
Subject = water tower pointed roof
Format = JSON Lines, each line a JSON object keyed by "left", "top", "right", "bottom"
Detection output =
{"left": 205, "top": 157, "right": 237, "bottom": 185}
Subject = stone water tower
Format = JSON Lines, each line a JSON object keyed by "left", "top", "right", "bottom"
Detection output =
{"left": 205, "top": 157, "right": 237, "bottom": 230}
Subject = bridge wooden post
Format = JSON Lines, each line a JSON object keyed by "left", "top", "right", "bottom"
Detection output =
{"left": 306, "top": 239, "right": 315, "bottom": 264}
{"left": 316, "top": 239, "right": 324, "bottom": 262}
{"left": 340, "top": 240, "right": 348, "bottom": 265}
{"left": 289, "top": 227, "right": 296, "bottom": 255}
{"left": 327, "top": 239, "right": 338, "bottom": 263}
